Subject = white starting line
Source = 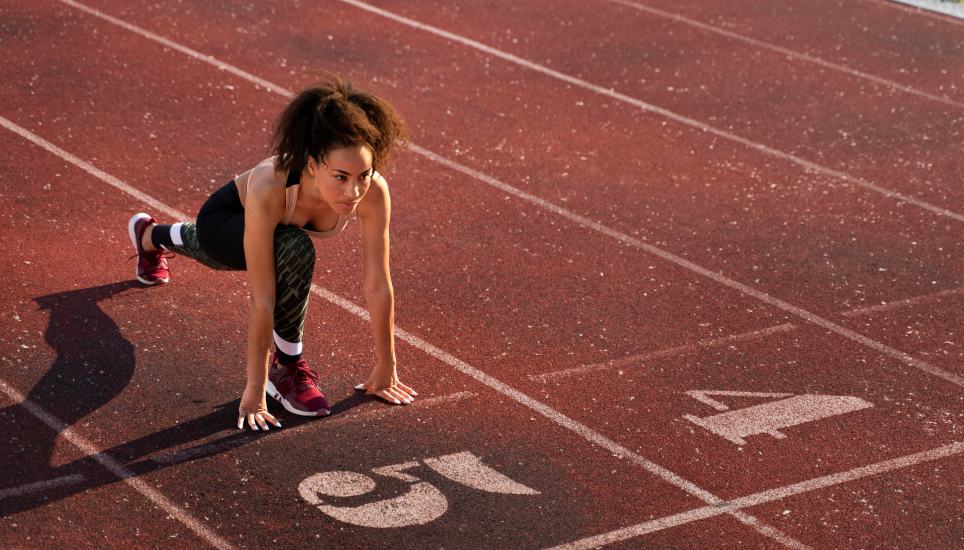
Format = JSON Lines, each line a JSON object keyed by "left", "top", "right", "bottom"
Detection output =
{"left": 0, "top": 474, "right": 85, "bottom": 500}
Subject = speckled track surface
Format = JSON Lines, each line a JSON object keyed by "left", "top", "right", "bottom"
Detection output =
{"left": 2, "top": 0, "right": 963, "bottom": 548}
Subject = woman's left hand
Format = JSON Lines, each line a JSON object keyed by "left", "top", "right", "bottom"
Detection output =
{"left": 355, "top": 368, "right": 417, "bottom": 404}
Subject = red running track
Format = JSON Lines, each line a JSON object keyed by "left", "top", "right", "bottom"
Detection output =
{"left": 2, "top": 0, "right": 964, "bottom": 547}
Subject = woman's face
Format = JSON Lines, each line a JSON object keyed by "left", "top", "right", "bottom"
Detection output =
{"left": 307, "top": 144, "right": 374, "bottom": 214}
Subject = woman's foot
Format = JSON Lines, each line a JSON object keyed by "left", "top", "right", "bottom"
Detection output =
{"left": 128, "top": 213, "right": 171, "bottom": 285}
{"left": 266, "top": 353, "right": 330, "bottom": 416}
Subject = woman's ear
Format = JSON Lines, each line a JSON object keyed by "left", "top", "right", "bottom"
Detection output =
{"left": 306, "top": 155, "right": 318, "bottom": 176}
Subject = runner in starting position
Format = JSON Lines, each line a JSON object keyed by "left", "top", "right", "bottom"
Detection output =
{"left": 126, "top": 72, "right": 416, "bottom": 430}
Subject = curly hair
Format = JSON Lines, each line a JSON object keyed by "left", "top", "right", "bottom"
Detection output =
{"left": 271, "top": 72, "right": 407, "bottom": 175}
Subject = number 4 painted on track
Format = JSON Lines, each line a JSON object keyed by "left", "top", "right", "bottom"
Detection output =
{"left": 298, "top": 451, "right": 539, "bottom": 528}
{"left": 683, "top": 390, "right": 873, "bottom": 445}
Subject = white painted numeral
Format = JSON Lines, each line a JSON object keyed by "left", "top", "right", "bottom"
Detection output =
{"left": 684, "top": 390, "right": 873, "bottom": 445}
{"left": 299, "top": 451, "right": 538, "bottom": 528}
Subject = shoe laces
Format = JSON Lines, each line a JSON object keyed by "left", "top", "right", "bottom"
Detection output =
{"left": 128, "top": 250, "right": 174, "bottom": 268}
{"left": 288, "top": 360, "right": 320, "bottom": 389}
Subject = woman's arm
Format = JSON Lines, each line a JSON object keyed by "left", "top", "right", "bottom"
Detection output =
{"left": 356, "top": 175, "right": 416, "bottom": 404}
{"left": 238, "top": 162, "right": 287, "bottom": 430}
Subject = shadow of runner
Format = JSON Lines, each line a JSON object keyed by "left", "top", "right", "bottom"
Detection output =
{"left": 1, "top": 281, "right": 143, "bottom": 515}
{"left": 1, "top": 281, "right": 376, "bottom": 517}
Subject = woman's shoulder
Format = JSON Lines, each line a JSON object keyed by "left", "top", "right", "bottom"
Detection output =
{"left": 247, "top": 158, "right": 287, "bottom": 190}
{"left": 357, "top": 172, "right": 390, "bottom": 219}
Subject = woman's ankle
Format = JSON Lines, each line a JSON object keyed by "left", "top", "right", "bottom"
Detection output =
{"left": 141, "top": 224, "right": 158, "bottom": 252}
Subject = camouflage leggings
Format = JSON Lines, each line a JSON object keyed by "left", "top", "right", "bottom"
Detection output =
{"left": 164, "top": 222, "right": 314, "bottom": 346}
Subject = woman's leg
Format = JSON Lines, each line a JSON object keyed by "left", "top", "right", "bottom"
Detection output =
{"left": 150, "top": 221, "right": 236, "bottom": 271}
{"left": 270, "top": 224, "right": 315, "bottom": 365}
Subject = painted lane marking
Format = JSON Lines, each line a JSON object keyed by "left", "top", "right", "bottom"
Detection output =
{"left": 424, "top": 451, "right": 541, "bottom": 495}
{"left": 337, "top": 0, "right": 964, "bottom": 223}
{"left": 841, "top": 286, "right": 964, "bottom": 317}
{"left": 684, "top": 393, "right": 874, "bottom": 445}
{"left": 606, "top": 0, "right": 964, "bottom": 109}
{"left": 299, "top": 451, "right": 538, "bottom": 528}
{"left": 300, "top": 472, "right": 448, "bottom": 528}
{"left": 0, "top": 119, "right": 805, "bottom": 549}
{"left": 43, "top": 2, "right": 964, "bottom": 389}
{"left": 547, "top": 439, "right": 964, "bottom": 550}
{"left": 686, "top": 390, "right": 794, "bottom": 411}
{"left": 0, "top": 379, "right": 236, "bottom": 550}
{"left": 0, "top": 474, "right": 85, "bottom": 500}
{"left": 529, "top": 323, "right": 796, "bottom": 383}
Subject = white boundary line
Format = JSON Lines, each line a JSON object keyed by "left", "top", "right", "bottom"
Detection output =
{"left": 0, "top": 115, "right": 807, "bottom": 549}
{"left": 0, "top": 379, "right": 236, "bottom": 550}
{"left": 606, "top": 0, "right": 964, "bottom": 109}
{"left": 548, "top": 440, "right": 964, "bottom": 549}
{"left": 42, "top": 1, "right": 964, "bottom": 386}
{"left": 841, "top": 286, "right": 964, "bottom": 317}
{"left": 334, "top": 0, "right": 964, "bottom": 223}
{"left": 529, "top": 323, "right": 796, "bottom": 383}
{"left": 0, "top": 474, "right": 85, "bottom": 500}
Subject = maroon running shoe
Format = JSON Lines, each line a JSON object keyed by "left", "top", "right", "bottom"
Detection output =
{"left": 266, "top": 354, "right": 330, "bottom": 417}
{"left": 128, "top": 213, "right": 171, "bottom": 285}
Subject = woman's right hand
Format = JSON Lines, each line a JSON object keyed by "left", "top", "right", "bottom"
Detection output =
{"left": 238, "top": 383, "right": 281, "bottom": 431}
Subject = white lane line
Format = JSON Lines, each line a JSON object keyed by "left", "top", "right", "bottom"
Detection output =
{"left": 57, "top": 0, "right": 294, "bottom": 97}
{"left": 547, "top": 440, "right": 964, "bottom": 549}
{"left": 0, "top": 379, "right": 236, "bottom": 550}
{"left": 841, "top": 286, "right": 964, "bottom": 317}
{"left": 0, "top": 117, "right": 805, "bottom": 548}
{"left": 44, "top": 2, "right": 964, "bottom": 388}
{"left": 336, "top": 0, "right": 964, "bottom": 223}
{"left": 0, "top": 474, "right": 85, "bottom": 500}
{"left": 529, "top": 323, "right": 796, "bottom": 383}
{"left": 606, "top": 0, "right": 964, "bottom": 109}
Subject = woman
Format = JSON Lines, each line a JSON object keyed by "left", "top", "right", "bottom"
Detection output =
{"left": 127, "top": 72, "right": 416, "bottom": 431}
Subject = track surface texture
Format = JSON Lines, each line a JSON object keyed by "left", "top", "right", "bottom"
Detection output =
{"left": 2, "top": 0, "right": 964, "bottom": 548}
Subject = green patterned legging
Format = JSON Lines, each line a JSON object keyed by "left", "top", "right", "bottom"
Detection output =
{"left": 162, "top": 222, "right": 314, "bottom": 349}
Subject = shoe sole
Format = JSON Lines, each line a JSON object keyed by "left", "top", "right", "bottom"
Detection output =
{"left": 129, "top": 213, "right": 169, "bottom": 285}
{"left": 266, "top": 380, "right": 330, "bottom": 417}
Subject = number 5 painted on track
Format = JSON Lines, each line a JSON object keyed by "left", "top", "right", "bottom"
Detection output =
{"left": 298, "top": 451, "right": 539, "bottom": 528}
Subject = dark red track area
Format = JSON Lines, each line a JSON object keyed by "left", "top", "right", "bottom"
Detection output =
{"left": 2, "top": 0, "right": 964, "bottom": 548}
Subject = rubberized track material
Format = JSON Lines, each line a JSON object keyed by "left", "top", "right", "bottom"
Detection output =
{"left": 2, "top": 0, "right": 964, "bottom": 547}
